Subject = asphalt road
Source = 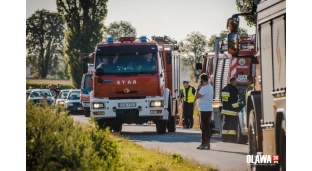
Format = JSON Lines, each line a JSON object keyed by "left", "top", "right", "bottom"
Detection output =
{"left": 73, "top": 115, "right": 250, "bottom": 171}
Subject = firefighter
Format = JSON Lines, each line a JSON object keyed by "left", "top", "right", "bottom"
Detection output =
{"left": 181, "top": 80, "right": 196, "bottom": 129}
{"left": 245, "top": 75, "right": 255, "bottom": 102}
{"left": 221, "top": 77, "right": 240, "bottom": 142}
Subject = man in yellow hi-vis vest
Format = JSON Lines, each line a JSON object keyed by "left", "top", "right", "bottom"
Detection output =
{"left": 181, "top": 80, "right": 196, "bottom": 129}
{"left": 221, "top": 77, "right": 240, "bottom": 142}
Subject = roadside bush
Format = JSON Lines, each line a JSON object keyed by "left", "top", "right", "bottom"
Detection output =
{"left": 26, "top": 83, "right": 75, "bottom": 89}
{"left": 26, "top": 102, "right": 120, "bottom": 171}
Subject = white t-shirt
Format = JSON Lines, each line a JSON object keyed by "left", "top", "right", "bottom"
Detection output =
{"left": 197, "top": 84, "right": 213, "bottom": 112}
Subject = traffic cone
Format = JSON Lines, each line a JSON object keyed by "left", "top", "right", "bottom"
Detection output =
{"left": 178, "top": 116, "right": 183, "bottom": 126}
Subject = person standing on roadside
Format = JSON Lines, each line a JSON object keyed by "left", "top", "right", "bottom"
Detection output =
{"left": 54, "top": 84, "right": 61, "bottom": 97}
{"left": 181, "top": 80, "right": 196, "bottom": 129}
{"left": 194, "top": 74, "right": 213, "bottom": 150}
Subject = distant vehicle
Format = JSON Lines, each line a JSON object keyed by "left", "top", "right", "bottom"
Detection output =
{"left": 80, "top": 64, "right": 94, "bottom": 117}
{"left": 64, "top": 89, "right": 82, "bottom": 114}
{"left": 27, "top": 89, "right": 55, "bottom": 105}
{"left": 26, "top": 89, "right": 40, "bottom": 98}
{"left": 55, "top": 89, "right": 70, "bottom": 107}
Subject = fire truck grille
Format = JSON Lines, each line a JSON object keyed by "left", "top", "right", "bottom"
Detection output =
{"left": 115, "top": 91, "right": 138, "bottom": 94}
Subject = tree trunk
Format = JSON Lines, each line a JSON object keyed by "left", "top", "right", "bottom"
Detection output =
{"left": 41, "top": 39, "right": 53, "bottom": 78}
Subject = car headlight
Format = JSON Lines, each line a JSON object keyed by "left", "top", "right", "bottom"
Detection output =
{"left": 93, "top": 103, "right": 105, "bottom": 109}
{"left": 57, "top": 101, "right": 64, "bottom": 104}
{"left": 150, "top": 100, "right": 163, "bottom": 107}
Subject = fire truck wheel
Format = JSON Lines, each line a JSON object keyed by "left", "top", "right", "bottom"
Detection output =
{"left": 167, "top": 116, "right": 176, "bottom": 132}
{"left": 156, "top": 120, "right": 167, "bottom": 134}
{"left": 279, "top": 120, "right": 286, "bottom": 171}
{"left": 166, "top": 98, "right": 176, "bottom": 132}
{"left": 84, "top": 110, "right": 90, "bottom": 117}
{"left": 236, "top": 121, "right": 248, "bottom": 144}
{"left": 112, "top": 123, "right": 122, "bottom": 133}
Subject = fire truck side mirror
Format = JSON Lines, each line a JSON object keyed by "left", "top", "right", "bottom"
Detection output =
{"left": 195, "top": 63, "right": 202, "bottom": 76}
{"left": 228, "top": 32, "right": 239, "bottom": 56}
{"left": 83, "top": 56, "right": 89, "bottom": 63}
{"left": 95, "top": 68, "right": 104, "bottom": 76}
{"left": 226, "top": 17, "right": 239, "bottom": 32}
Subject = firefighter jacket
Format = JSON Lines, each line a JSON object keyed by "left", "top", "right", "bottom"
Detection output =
{"left": 182, "top": 86, "right": 196, "bottom": 103}
{"left": 221, "top": 84, "right": 240, "bottom": 116}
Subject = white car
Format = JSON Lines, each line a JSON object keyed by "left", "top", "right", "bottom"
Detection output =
{"left": 55, "top": 89, "right": 70, "bottom": 107}
{"left": 64, "top": 89, "right": 83, "bottom": 114}
{"left": 28, "top": 89, "right": 55, "bottom": 105}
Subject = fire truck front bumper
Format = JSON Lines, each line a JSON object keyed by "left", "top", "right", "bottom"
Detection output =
{"left": 90, "top": 98, "right": 168, "bottom": 120}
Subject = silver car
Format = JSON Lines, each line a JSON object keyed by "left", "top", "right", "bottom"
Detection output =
{"left": 64, "top": 89, "right": 82, "bottom": 114}
{"left": 55, "top": 89, "right": 70, "bottom": 107}
{"left": 28, "top": 89, "right": 55, "bottom": 105}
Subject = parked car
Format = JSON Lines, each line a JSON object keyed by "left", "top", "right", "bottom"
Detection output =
{"left": 26, "top": 89, "right": 40, "bottom": 98}
{"left": 55, "top": 89, "right": 70, "bottom": 107}
{"left": 64, "top": 89, "right": 82, "bottom": 114}
{"left": 27, "top": 89, "right": 55, "bottom": 105}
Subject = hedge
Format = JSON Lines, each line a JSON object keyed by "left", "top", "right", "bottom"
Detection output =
{"left": 26, "top": 102, "right": 120, "bottom": 171}
{"left": 26, "top": 83, "right": 75, "bottom": 89}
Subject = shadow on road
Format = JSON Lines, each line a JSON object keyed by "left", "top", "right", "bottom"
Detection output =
{"left": 120, "top": 130, "right": 222, "bottom": 143}
{"left": 210, "top": 149, "right": 249, "bottom": 155}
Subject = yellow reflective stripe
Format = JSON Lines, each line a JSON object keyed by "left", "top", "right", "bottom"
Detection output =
{"left": 221, "top": 110, "right": 238, "bottom": 116}
{"left": 221, "top": 92, "right": 230, "bottom": 97}
{"left": 222, "top": 96, "right": 228, "bottom": 102}
{"left": 232, "top": 103, "right": 239, "bottom": 108}
{"left": 222, "top": 130, "right": 237, "bottom": 135}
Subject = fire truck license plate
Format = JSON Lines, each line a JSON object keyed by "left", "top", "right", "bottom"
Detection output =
{"left": 118, "top": 103, "right": 136, "bottom": 108}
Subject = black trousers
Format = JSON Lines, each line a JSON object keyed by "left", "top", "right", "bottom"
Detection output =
{"left": 183, "top": 102, "right": 194, "bottom": 128}
{"left": 200, "top": 111, "right": 212, "bottom": 145}
{"left": 222, "top": 115, "right": 238, "bottom": 137}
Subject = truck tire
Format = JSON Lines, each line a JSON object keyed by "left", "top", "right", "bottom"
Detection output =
{"left": 280, "top": 120, "right": 286, "bottom": 171}
{"left": 156, "top": 120, "right": 167, "bottom": 134}
{"left": 112, "top": 123, "right": 122, "bottom": 133}
{"left": 167, "top": 97, "right": 176, "bottom": 132}
{"left": 236, "top": 120, "right": 248, "bottom": 144}
{"left": 249, "top": 110, "right": 276, "bottom": 171}
{"left": 84, "top": 109, "right": 90, "bottom": 117}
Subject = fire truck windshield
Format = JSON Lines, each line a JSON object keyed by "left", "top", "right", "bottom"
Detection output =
{"left": 95, "top": 52, "right": 158, "bottom": 75}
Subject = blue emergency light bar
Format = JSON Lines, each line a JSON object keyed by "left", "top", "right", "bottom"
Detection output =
{"left": 140, "top": 36, "right": 147, "bottom": 42}
{"left": 107, "top": 37, "right": 113, "bottom": 43}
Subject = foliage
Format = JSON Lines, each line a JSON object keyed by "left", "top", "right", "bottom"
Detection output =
{"left": 115, "top": 135, "right": 219, "bottom": 171}
{"left": 26, "top": 83, "right": 75, "bottom": 89}
{"left": 26, "top": 102, "right": 120, "bottom": 171}
{"left": 105, "top": 21, "right": 137, "bottom": 41}
{"left": 26, "top": 9, "right": 65, "bottom": 78}
{"left": 179, "top": 32, "right": 208, "bottom": 82}
{"left": 55, "top": 56, "right": 70, "bottom": 79}
{"left": 236, "top": 0, "right": 256, "bottom": 27}
{"left": 207, "top": 28, "right": 248, "bottom": 52}
{"left": 57, "top": 0, "right": 108, "bottom": 88}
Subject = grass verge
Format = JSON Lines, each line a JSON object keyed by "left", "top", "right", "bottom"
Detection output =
{"left": 114, "top": 135, "right": 218, "bottom": 171}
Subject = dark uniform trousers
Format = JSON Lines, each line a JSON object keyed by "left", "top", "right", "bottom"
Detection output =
{"left": 183, "top": 102, "right": 194, "bottom": 128}
{"left": 221, "top": 84, "right": 241, "bottom": 141}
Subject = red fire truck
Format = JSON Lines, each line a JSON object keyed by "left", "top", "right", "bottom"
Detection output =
{"left": 86, "top": 36, "right": 181, "bottom": 134}
{"left": 195, "top": 35, "right": 256, "bottom": 144}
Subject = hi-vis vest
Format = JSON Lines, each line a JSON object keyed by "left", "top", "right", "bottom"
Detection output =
{"left": 182, "top": 87, "right": 195, "bottom": 103}
{"left": 245, "top": 83, "right": 255, "bottom": 101}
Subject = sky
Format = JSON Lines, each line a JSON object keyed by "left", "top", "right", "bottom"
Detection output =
{"left": 26, "top": 0, "right": 255, "bottom": 42}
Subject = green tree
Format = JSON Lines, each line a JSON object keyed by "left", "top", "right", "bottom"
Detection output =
{"left": 179, "top": 32, "right": 208, "bottom": 82}
{"left": 105, "top": 21, "right": 137, "bottom": 41}
{"left": 26, "top": 9, "right": 65, "bottom": 78}
{"left": 207, "top": 28, "right": 248, "bottom": 52}
{"left": 57, "top": 0, "right": 108, "bottom": 88}
{"left": 236, "top": 0, "right": 256, "bottom": 26}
